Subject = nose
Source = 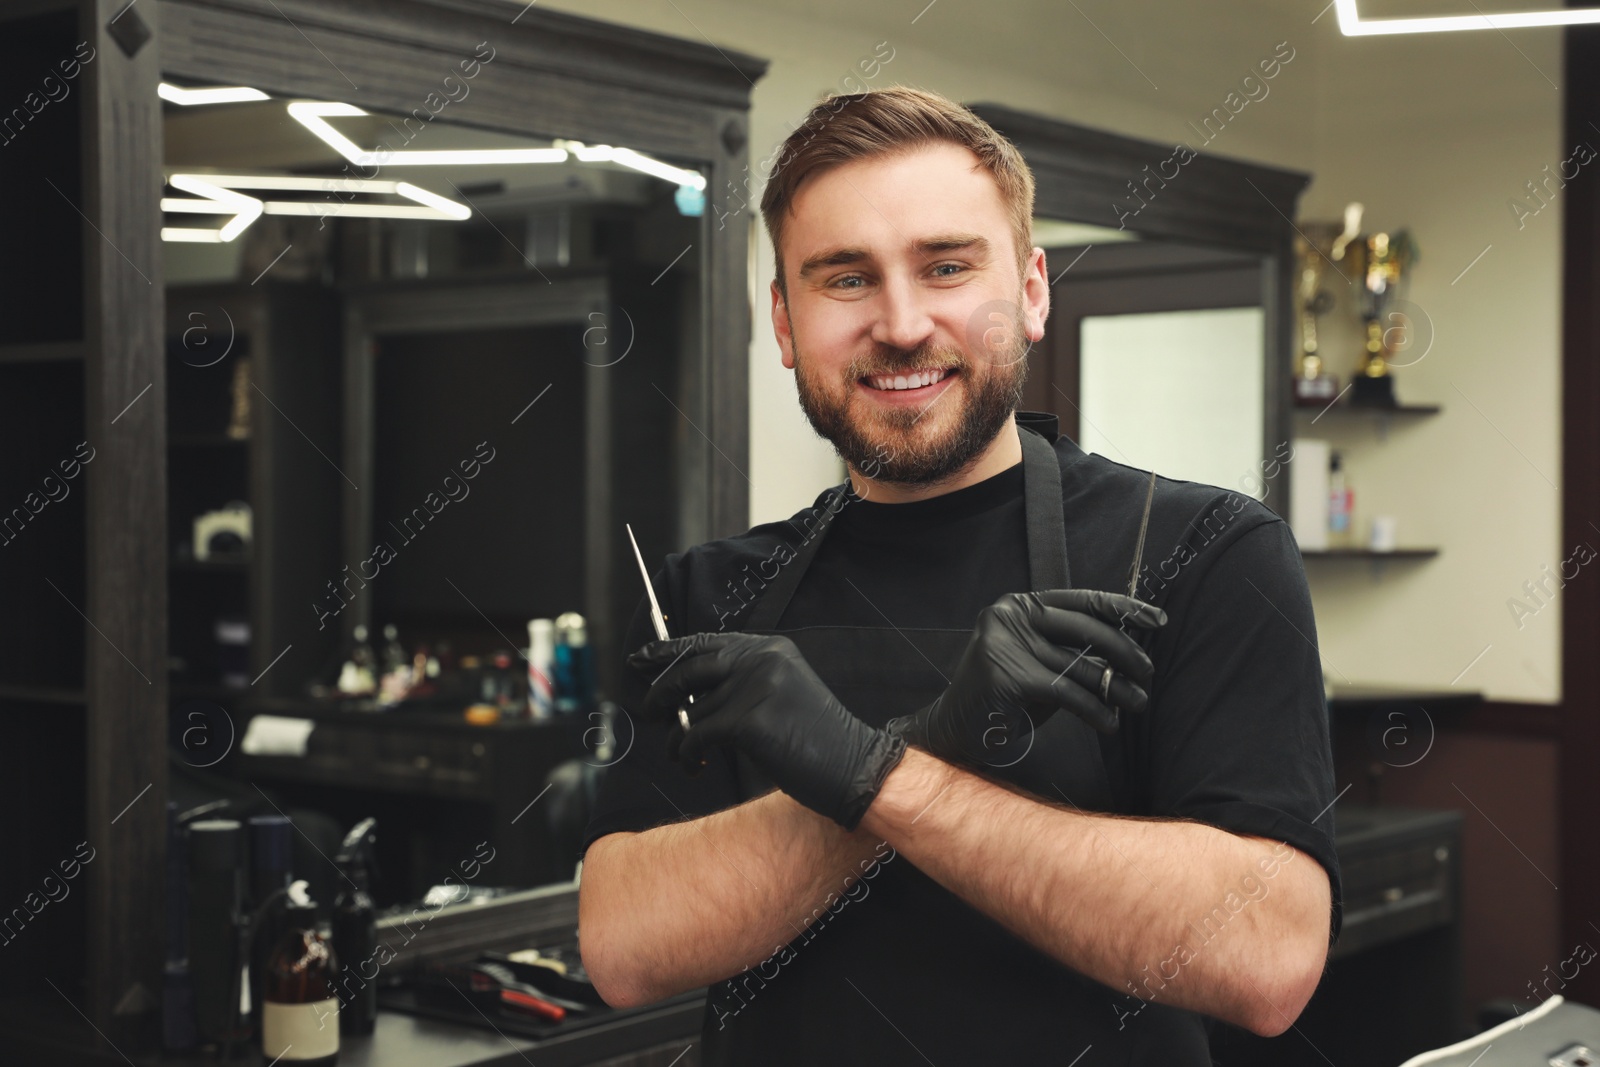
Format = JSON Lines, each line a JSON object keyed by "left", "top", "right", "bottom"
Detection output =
{"left": 869, "top": 273, "right": 936, "bottom": 354}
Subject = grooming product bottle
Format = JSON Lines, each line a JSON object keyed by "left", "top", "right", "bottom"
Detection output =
{"left": 527, "top": 618, "right": 555, "bottom": 719}
{"left": 490, "top": 650, "right": 518, "bottom": 711}
{"left": 379, "top": 624, "right": 407, "bottom": 676}
{"left": 262, "top": 880, "right": 340, "bottom": 1065}
{"left": 331, "top": 819, "right": 379, "bottom": 1035}
{"left": 553, "top": 612, "right": 594, "bottom": 715}
{"left": 1288, "top": 438, "right": 1331, "bottom": 551}
{"left": 186, "top": 819, "right": 244, "bottom": 1047}
{"left": 1328, "top": 451, "right": 1353, "bottom": 546}
{"left": 336, "top": 624, "right": 378, "bottom": 696}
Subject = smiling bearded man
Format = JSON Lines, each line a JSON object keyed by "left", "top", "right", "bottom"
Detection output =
{"left": 577, "top": 85, "right": 1341, "bottom": 1067}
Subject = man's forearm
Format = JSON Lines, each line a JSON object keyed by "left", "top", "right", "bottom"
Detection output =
{"left": 579, "top": 789, "right": 883, "bottom": 1007}
{"left": 860, "top": 748, "right": 1332, "bottom": 1036}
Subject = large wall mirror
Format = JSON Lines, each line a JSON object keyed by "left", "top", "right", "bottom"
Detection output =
{"left": 155, "top": 0, "right": 763, "bottom": 935}
{"left": 969, "top": 104, "right": 1305, "bottom": 508}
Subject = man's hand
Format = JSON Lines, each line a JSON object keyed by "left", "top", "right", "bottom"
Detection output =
{"left": 886, "top": 590, "right": 1167, "bottom": 769}
{"left": 628, "top": 633, "right": 906, "bottom": 831}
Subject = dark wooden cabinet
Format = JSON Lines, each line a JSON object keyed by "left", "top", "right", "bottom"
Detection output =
{"left": 0, "top": 0, "right": 763, "bottom": 1059}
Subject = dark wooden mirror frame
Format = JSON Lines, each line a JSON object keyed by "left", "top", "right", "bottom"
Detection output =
{"left": 966, "top": 103, "right": 1309, "bottom": 511}
{"left": 61, "top": 0, "right": 765, "bottom": 1042}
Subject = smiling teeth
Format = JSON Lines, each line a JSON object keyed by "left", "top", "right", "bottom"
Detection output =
{"left": 868, "top": 368, "right": 951, "bottom": 391}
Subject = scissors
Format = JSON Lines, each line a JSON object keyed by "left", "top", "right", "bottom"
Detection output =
{"left": 626, "top": 524, "right": 694, "bottom": 737}
{"left": 1100, "top": 468, "right": 1159, "bottom": 705}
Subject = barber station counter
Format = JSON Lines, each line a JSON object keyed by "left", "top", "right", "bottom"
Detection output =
{"left": 0, "top": 988, "right": 705, "bottom": 1067}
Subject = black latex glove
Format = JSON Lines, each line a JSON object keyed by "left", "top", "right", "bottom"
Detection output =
{"left": 628, "top": 632, "right": 906, "bottom": 832}
{"left": 884, "top": 590, "right": 1167, "bottom": 770}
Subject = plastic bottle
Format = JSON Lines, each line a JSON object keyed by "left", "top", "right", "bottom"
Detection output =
{"left": 527, "top": 618, "right": 555, "bottom": 719}
{"left": 554, "top": 613, "right": 595, "bottom": 715}
{"left": 1328, "top": 451, "right": 1353, "bottom": 544}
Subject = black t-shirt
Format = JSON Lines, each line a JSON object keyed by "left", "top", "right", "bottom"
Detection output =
{"left": 582, "top": 426, "right": 1342, "bottom": 1065}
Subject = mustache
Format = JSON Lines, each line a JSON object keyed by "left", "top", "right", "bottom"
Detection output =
{"left": 846, "top": 345, "right": 965, "bottom": 380}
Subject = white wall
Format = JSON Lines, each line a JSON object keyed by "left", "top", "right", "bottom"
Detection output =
{"left": 523, "top": 0, "right": 1564, "bottom": 702}
{"left": 1296, "top": 25, "right": 1564, "bottom": 703}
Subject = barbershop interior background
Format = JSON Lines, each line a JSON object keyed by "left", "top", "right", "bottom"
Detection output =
{"left": 0, "top": 0, "right": 1596, "bottom": 1063}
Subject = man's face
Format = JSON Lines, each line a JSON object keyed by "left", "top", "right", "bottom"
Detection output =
{"left": 771, "top": 141, "right": 1050, "bottom": 487}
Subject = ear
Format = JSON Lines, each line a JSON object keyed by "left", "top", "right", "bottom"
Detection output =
{"left": 771, "top": 279, "right": 797, "bottom": 369}
{"left": 1022, "top": 246, "right": 1050, "bottom": 342}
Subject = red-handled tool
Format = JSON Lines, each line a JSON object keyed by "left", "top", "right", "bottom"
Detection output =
{"left": 498, "top": 986, "right": 566, "bottom": 1022}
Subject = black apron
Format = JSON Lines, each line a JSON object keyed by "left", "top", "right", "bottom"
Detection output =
{"left": 700, "top": 425, "right": 1210, "bottom": 1065}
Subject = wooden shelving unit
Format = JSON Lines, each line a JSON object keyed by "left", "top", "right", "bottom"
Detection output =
{"left": 163, "top": 282, "right": 342, "bottom": 707}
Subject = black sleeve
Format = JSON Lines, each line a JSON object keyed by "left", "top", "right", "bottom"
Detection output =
{"left": 1143, "top": 518, "right": 1344, "bottom": 942}
{"left": 579, "top": 580, "right": 742, "bottom": 857}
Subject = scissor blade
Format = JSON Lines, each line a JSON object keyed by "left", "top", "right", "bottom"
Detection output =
{"left": 626, "top": 523, "right": 670, "bottom": 641}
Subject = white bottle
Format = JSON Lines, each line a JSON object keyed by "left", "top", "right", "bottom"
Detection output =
{"left": 527, "top": 618, "right": 555, "bottom": 719}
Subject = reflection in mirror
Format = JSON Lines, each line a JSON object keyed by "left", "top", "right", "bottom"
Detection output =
{"left": 1031, "top": 218, "right": 1268, "bottom": 498}
{"left": 160, "top": 78, "right": 707, "bottom": 913}
{"left": 1080, "top": 306, "right": 1264, "bottom": 491}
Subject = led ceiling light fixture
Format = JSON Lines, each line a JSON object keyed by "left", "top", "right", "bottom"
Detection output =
{"left": 158, "top": 82, "right": 271, "bottom": 105}
{"left": 559, "top": 140, "right": 706, "bottom": 190}
{"left": 161, "top": 175, "right": 264, "bottom": 242}
{"left": 289, "top": 101, "right": 568, "bottom": 167}
{"left": 1335, "top": 0, "right": 1600, "bottom": 34}
{"left": 287, "top": 100, "right": 706, "bottom": 190}
{"left": 160, "top": 173, "right": 471, "bottom": 242}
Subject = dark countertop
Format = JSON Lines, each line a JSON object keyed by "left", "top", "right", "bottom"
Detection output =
{"left": 1326, "top": 684, "right": 1484, "bottom": 715}
{"left": 0, "top": 995, "right": 704, "bottom": 1067}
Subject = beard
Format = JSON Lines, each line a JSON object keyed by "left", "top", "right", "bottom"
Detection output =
{"left": 791, "top": 305, "right": 1030, "bottom": 489}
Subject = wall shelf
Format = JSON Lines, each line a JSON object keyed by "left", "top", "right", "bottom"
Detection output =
{"left": 0, "top": 683, "right": 86, "bottom": 705}
{"left": 170, "top": 556, "right": 249, "bottom": 572}
{"left": 169, "top": 432, "right": 248, "bottom": 447}
{"left": 0, "top": 341, "right": 84, "bottom": 365}
{"left": 1295, "top": 400, "right": 1442, "bottom": 416}
{"left": 1294, "top": 398, "right": 1441, "bottom": 442}
{"left": 1302, "top": 547, "right": 1439, "bottom": 560}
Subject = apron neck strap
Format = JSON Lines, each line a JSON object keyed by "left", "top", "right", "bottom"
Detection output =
{"left": 1020, "top": 424, "right": 1070, "bottom": 590}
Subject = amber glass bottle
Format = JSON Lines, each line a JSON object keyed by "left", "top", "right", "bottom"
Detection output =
{"left": 261, "top": 883, "right": 340, "bottom": 1065}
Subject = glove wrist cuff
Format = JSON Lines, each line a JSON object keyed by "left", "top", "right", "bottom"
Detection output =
{"left": 835, "top": 730, "right": 908, "bottom": 832}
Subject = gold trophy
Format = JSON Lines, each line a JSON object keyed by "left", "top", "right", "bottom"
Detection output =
{"left": 226, "top": 357, "right": 252, "bottom": 440}
{"left": 1292, "top": 221, "right": 1342, "bottom": 406}
{"left": 1337, "top": 219, "right": 1420, "bottom": 408}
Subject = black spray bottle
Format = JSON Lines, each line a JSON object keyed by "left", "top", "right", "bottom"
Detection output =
{"left": 332, "top": 818, "right": 379, "bottom": 1034}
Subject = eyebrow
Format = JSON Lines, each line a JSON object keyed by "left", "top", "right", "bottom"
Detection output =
{"left": 795, "top": 232, "right": 992, "bottom": 280}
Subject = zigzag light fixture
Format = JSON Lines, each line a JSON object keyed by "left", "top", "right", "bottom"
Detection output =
{"left": 158, "top": 82, "right": 271, "bottom": 106}
{"left": 286, "top": 100, "right": 707, "bottom": 190}
{"left": 1334, "top": 0, "right": 1600, "bottom": 34}
{"left": 161, "top": 174, "right": 470, "bottom": 243}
